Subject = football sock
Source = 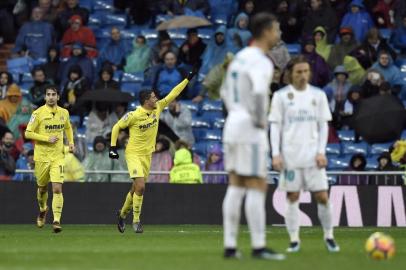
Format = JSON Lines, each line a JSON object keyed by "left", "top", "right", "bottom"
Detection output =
{"left": 223, "top": 186, "right": 246, "bottom": 248}
{"left": 318, "top": 202, "right": 334, "bottom": 239}
{"left": 52, "top": 193, "right": 64, "bottom": 223}
{"left": 132, "top": 193, "right": 143, "bottom": 223}
{"left": 120, "top": 192, "right": 133, "bottom": 218}
{"left": 285, "top": 200, "right": 300, "bottom": 243}
{"left": 37, "top": 189, "right": 48, "bottom": 212}
{"left": 245, "top": 189, "right": 267, "bottom": 249}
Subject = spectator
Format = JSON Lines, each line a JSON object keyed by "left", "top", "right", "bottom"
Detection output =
{"left": 0, "top": 132, "right": 16, "bottom": 181}
{"left": 42, "top": 46, "right": 61, "bottom": 85}
{"left": 85, "top": 102, "right": 113, "bottom": 145}
{"left": 0, "top": 72, "right": 14, "bottom": 100}
{"left": 204, "top": 143, "right": 226, "bottom": 184}
{"left": 340, "top": 153, "right": 368, "bottom": 184}
{"left": 303, "top": 0, "right": 338, "bottom": 43}
{"left": 150, "top": 137, "right": 173, "bottom": 183}
{"left": 342, "top": 86, "right": 362, "bottom": 120}
{"left": 178, "top": 28, "right": 207, "bottom": 67}
{"left": 39, "top": 0, "right": 58, "bottom": 24}
{"left": 152, "top": 51, "right": 187, "bottom": 98}
{"left": 0, "top": 84, "right": 22, "bottom": 123}
{"left": 7, "top": 98, "right": 33, "bottom": 140}
{"left": 64, "top": 146, "right": 85, "bottom": 182}
{"left": 161, "top": 99, "right": 194, "bottom": 145}
{"left": 392, "top": 13, "right": 406, "bottom": 56}
{"left": 61, "top": 64, "right": 91, "bottom": 114}
{"left": 29, "top": 67, "right": 52, "bottom": 107}
{"left": 175, "top": 139, "right": 202, "bottom": 167}
{"left": 327, "top": 27, "right": 358, "bottom": 69}
{"left": 228, "top": 12, "right": 252, "bottom": 49}
{"left": 340, "top": 0, "right": 374, "bottom": 42}
{"left": 371, "top": 50, "right": 405, "bottom": 93}
{"left": 83, "top": 136, "right": 113, "bottom": 182}
{"left": 108, "top": 102, "right": 127, "bottom": 124}
{"left": 12, "top": 7, "right": 54, "bottom": 59}
{"left": 239, "top": 0, "right": 255, "bottom": 18}
{"left": 200, "top": 25, "right": 235, "bottom": 75}
{"left": 163, "top": 0, "right": 210, "bottom": 16}
{"left": 351, "top": 27, "right": 397, "bottom": 69}
{"left": 60, "top": 42, "right": 95, "bottom": 86}
{"left": 360, "top": 69, "right": 386, "bottom": 98}
{"left": 98, "top": 27, "right": 130, "bottom": 71}
{"left": 151, "top": 31, "right": 179, "bottom": 65}
{"left": 55, "top": 0, "right": 89, "bottom": 37}
{"left": 269, "top": 40, "right": 291, "bottom": 70}
{"left": 302, "top": 36, "right": 331, "bottom": 87}
{"left": 343, "top": 55, "right": 366, "bottom": 85}
{"left": 274, "top": 0, "right": 302, "bottom": 43}
{"left": 1, "top": 131, "right": 20, "bottom": 161}
{"left": 192, "top": 53, "right": 233, "bottom": 103}
{"left": 372, "top": 0, "right": 397, "bottom": 29}
{"left": 124, "top": 35, "right": 151, "bottom": 73}
{"left": 169, "top": 148, "right": 202, "bottom": 184}
{"left": 93, "top": 65, "right": 120, "bottom": 90}
{"left": 13, "top": 147, "right": 35, "bottom": 182}
{"left": 313, "top": 26, "right": 332, "bottom": 62}
{"left": 373, "top": 151, "right": 402, "bottom": 185}
{"left": 61, "top": 15, "right": 97, "bottom": 59}
{"left": 324, "top": 66, "right": 352, "bottom": 127}
{"left": 394, "top": 1, "right": 406, "bottom": 27}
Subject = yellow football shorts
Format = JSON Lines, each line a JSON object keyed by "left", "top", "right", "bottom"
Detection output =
{"left": 35, "top": 159, "right": 65, "bottom": 187}
{"left": 125, "top": 154, "right": 152, "bottom": 180}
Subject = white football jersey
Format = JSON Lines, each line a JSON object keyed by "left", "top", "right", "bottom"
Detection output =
{"left": 269, "top": 84, "right": 332, "bottom": 169}
{"left": 221, "top": 46, "right": 273, "bottom": 144}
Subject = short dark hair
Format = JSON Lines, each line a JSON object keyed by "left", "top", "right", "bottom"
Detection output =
{"left": 44, "top": 85, "right": 60, "bottom": 95}
{"left": 249, "top": 12, "right": 278, "bottom": 39}
{"left": 139, "top": 90, "right": 153, "bottom": 105}
{"left": 31, "top": 66, "right": 45, "bottom": 77}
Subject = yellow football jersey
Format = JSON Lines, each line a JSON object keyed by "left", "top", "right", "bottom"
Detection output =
{"left": 112, "top": 79, "right": 189, "bottom": 155}
{"left": 25, "top": 105, "right": 74, "bottom": 162}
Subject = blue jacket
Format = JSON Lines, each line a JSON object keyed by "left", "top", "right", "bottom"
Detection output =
{"left": 13, "top": 21, "right": 54, "bottom": 59}
{"left": 200, "top": 25, "right": 236, "bottom": 75}
{"left": 392, "top": 25, "right": 406, "bottom": 52}
{"left": 340, "top": 0, "right": 374, "bottom": 42}
{"left": 153, "top": 66, "right": 185, "bottom": 97}
{"left": 98, "top": 39, "right": 131, "bottom": 69}
{"left": 371, "top": 53, "right": 405, "bottom": 88}
{"left": 227, "top": 12, "right": 252, "bottom": 49}
{"left": 59, "top": 51, "right": 95, "bottom": 86}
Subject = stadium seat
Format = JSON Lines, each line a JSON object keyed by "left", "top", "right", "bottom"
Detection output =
{"left": 328, "top": 156, "right": 351, "bottom": 170}
{"left": 193, "top": 128, "right": 209, "bottom": 141}
{"left": 119, "top": 29, "right": 138, "bottom": 41}
{"left": 370, "top": 142, "right": 393, "bottom": 155}
{"left": 213, "top": 117, "right": 225, "bottom": 129}
{"left": 198, "top": 28, "right": 213, "bottom": 41}
{"left": 10, "top": 72, "right": 20, "bottom": 83}
{"left": 286, "top": 43, "right": 301, "bottom": 55}
{"left": 128, "top": 101, "right": 140, "bottom": 110}
{"left": 337, "top": 129, "right": 356, "bottom": 142}
{"left": 342, "top": 142, "right": 369, "bottom": 155}
{"left": 201, "top": 111, "right": 224, "bottom": 120}
{"left": 121, "top": 72, "right": 144, "bottom": 96}
{"left": 155, "top": 14, "right": 174, "bottom": 25}
{"left": 201, "top": 129, "right": 222, "bottom": 141}
{"left": 70, "top": 115, "right": 81, "bottom": 126}
{"left": 379, "top": 28, "right": 392, "bottom": 41}
{"left": 191, "top": 117, "right": 211, "bottom": 129}
{"left": 192, "top": 141, "right": 208, "bottom": 157}
{"left": 93, "top": 0, "right": 114, "bottom": 13}
{"left": 19, "top": 72, "right": 33, "bottom": 90}
{"left": 88, "top": 13, "right": 102, "bottom": 28}
{"left": 79, "top": 0, "right": 93, "bottom": 11}
{"left": 401, "top": 130, "right": 406, "bottom": 139}
{"left": 202, "top": 100, "right": 223, "bottom": 111}
{"left": 141, "top": 29, "right": 158, "bottom": 46}
{"left": 180, "top": 100, "right": 199, "bottom": 112}
{"left": 101, "top": 13, "right": 128, "bottom": 28}
{"left": 366, "top": 156, "right": 379, "bottom": 170}
{"left": 326, "top": 143, "right": 341, "bottom": 155}
{"left": 113, "top": 70, "right": 123, "bottom": 82}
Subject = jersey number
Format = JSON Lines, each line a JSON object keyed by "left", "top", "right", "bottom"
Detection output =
{"left": 231, "top": 71, "right": 239, "bottom": 103}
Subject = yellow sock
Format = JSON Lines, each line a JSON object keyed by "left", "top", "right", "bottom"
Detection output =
{"left": 132, "top": 193, "right": 143, "bottom": 223}
{"left": 37, "top": 189, "right": 48, "bottom": 212}
{"left": 120, "top": 192, "right": 133, "bottom": 218}
{"left": 52, "top": 193, "right": 64, "bottom": 223}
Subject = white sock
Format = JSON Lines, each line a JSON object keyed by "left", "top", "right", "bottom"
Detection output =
{"left": 318, "top": 202, "right": 334, "bottom": 239}
{"left": 285, "top": 200, "right": 300, "bottom": 243}
{"left": 245, "top": 189, "right": 267, "bottom": 249}
{"left": 223, "top": 186, "right": 246, "bottom": 248}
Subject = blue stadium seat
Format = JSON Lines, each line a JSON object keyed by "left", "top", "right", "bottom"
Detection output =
{"left": 366, "top": 156, "right": 379, "bottom": 170}
{"left": 193, "top": 128, "right": 209, "bottom": 140}
{"left": 401, "top": 130, "right": 406, "bottom": 139}
{"left": 213, "top": 117, "right": 225, "bottom": 129}
{"left": 201, "top": 129, "right": 222, "bottom": 141}
{"left": 379, "top": 28, "right": 392, "bottom": 40}
{"left": 370, "top": 142, "right": 393, "bottom": 155}
{"left": 93, "top": 0, "right": 114, "bottom": 13}
{"left": 101, "top": 13, "right": 127, "bottom": 28}
{"left": 155, "top": 14, "right": 174, "bottom": 25}
{"left": 201, "top": 111, "right": 224, "bottom": 120}
{"left": 120, "top": 29, "right": 138, "bottom": 41}
{"left": 70, "top": 115, "right": 81, "bottom": 126}
{"left": 79, "top": 0, "right": 93, "bottom": 10}
{"left": 121, "top": 72, "right": 144, "bottom": 96}
{"left": 21, "top": 72, "right": 33, "bottom": 82}
{"left": 87, "top": 142, "right": 94, "bottom": 151}
{"left": 326, "top": 143, "right": 341, "bottom": 155}
{"left": 328, "top": 156, "right": 351, "bottom": 170}
{"left": 286, "top": 43, "right": 301, "bottom": 55}
{"left": 88, "top": 13, "right": 102, "bottom": 28}
{"left": 113, "top": 70, "right": 123, "bottom": 82}
{"left": 10, "top": 72, "right": 20, "bottom": 83}
{"left": 141, "top": 29, "right": 158, "bottom": 46}
{"left": 191, "top": 117, "right": 211, "bottom": 129}
{"left": 192, "top": 141, "right": 208, "bottom": 157}
{"left": 202, "top": 100, "right": 223, "bottom": 111}
{"left": 198, "top": 28, "right": 213, "bottom": 41}
{"left": 180, "top": 100, "right": 199, "bottom": 112}
{"left": 342, "top": 142, "right": 369, "bottom": 155}
{"left": 337, "top": 129, "right": 356, "bottom": 142}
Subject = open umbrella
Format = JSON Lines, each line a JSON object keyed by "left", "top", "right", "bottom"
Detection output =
{"left": 156, "top": 16, "right": 212, "bottom": 31}
{"left": 352, "top": 95, "right": 406, "bottom": 143}
{"left": 78, "top": 89, "right": 135, "bottom": 104}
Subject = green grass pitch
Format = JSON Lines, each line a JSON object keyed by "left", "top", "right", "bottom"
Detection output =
{"left": 0, "top": 225, "right": 404, "bottom": 270}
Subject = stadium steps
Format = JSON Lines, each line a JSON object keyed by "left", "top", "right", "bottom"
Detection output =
{"left": 0, "top": 43, "right": 14, "bottom": 70}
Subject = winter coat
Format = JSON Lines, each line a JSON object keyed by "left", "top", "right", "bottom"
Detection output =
{"left": 55, "top": 5, "right": 89, "bottom": 35}
{"left": 327, "top": 34, "right": 358, "bottom": 69}
{"left": 228, "top": 12, "right": 252, "bottom": 49}
{"left": 170, "top": 148, "right": 202, "bottom": 184}
{"left": 124, "top": 41, "right": 151, "bottom": 73}
{"left": 275, "top": 0, "right": 303, "bottom": 43}
{"left": 153, "top": 66, "right": 187, "bottom": 97}
{"left": 204, "top": 144, "right": 226, "bottom": 184}
{"left": 314, "top": 26, "right": 332, "bottom": 62}
{"left": 371, "top": 52, "right": 405, "bottom": 88}
{"left": 0, "top": 84, "right": 22, "bottom": 123}
{"left": 392, "top": 25, "right": 406, "bottom": 53}
{"left": 61, "top": 19, "right": 97, "bottom": 58}
{"left": 60, "top": 54, "right": 95, "bottom": 86}
{"left": 339, "top": 153, "right": 369, "bottom": 185}
{"left": 161, "top": 105, "right": 195, "bottom": 145}
{"left": 351, "top": 38, "right": 397, "bottom": 69}
{"left": 85, "top": 110, "right": 114, "bottom": 145}
{"left": 0, "top": 148, "right": 15, "bottom": 181}
{"left": 303, "top": 49, "right": 331, "bottom": 87}
{"left": 83, "top": 150, "right": 113, "bottom": 182}
{"left": 98, "top": 39, "right": 131, "bottom": 69}
{"left": 340, "top": 0, "right": 375, "bottom": 42}
{"left": 7, "top": 98, "right": 33, "bottom": 139}
{"left": 343, "top": 56, "right": 366, "bottom": 85}
{"left": 373, "top": 0, "right": 397, "bottom": 29}
{"left": 178, "top": 37, "right": 207, "bottom": 66}
{"left": 13, "top": 20, "right": 54, "bottom": 59}
{"left": 29, "top": 80, "right": 52, "bottom": 107}
{"left": 269, "top": 41, "right": 291, "bottom": 69}
{"left": 303, "top": 0, "right": 338, "bottom": 43}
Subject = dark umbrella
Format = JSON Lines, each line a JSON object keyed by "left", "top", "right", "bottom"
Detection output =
{"left": 352, "top": 95, "right": 406, "bottom": 143}
{"left": 78, "top": 89, "right": 135, "bottom": 103}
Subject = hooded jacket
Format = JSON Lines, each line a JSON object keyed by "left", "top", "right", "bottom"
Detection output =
{"left": 371, "top": 52, "right": 405, "bottom": 88}
{"left": 392, "top": 21, "right": 406, "bottom": 53}
{"left": 302, "top": 36, "right": 331, "bottom": 87}
{"left": 83, "top": 136, "right": 113, "bottom": 182}
{"left": 124, "top": 38, "right": 151, "bottom": 73}
{"left": 7, "top": 98, "right": 33, "bottom": 139}
{"left": 99, "top": 37, "right": 131, "bottom": 69}
{"left": 327, "top": 28, "right": 358, "bottom": 69}
{"left": 339, "top": 153, "right": 369, "bottom": 185}
{"left": 340, "top": 0, "right": 374, "bottom": 42}
{"left": 228, "top": 12, "right": 252, "bottom": 48}
{"left": 0, "top": 84, "right": 22, "bottom": 123}
{"left": 343, "top": 56, "right": 366, "bottom": 85}
{"left": 204, "top": 144, "right": 226, "bottom": 184}
{"left": 161, "top": 103, "right": 195, "bottom": 145}
{"left": 170, "top": 148, "right": 202, "bottom": 184}
{"left": 150, "top": 138, "right": 173, "bottom": 183}
{"left": 94, "top": 65, "right": 120, "bottom": 90}
{"left": 314, "top": 26, "right": 332, "bottom": 62}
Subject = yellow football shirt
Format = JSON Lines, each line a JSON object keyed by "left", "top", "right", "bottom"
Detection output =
{"left": 111, "top": 79, "right": 189, "bottom": 155}
{"left": 25, "top": 105, "right": 74, "bottom": 162}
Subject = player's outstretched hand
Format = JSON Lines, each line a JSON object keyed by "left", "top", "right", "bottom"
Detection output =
{"left": 272, "top": 155, "right": 284, "bottom": 172}
{"left": 187, "top": 61, "right": 201, "bottom": 81}
{"left": 109, "top": 146, "right": 119, "bottom": 159}
{"left": 316, "top": 153, "right": 327, "bottom": 169}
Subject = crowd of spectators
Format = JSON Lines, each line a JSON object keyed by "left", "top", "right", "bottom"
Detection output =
{"left": 1, "top": 0, "right": 406, "bottom": 184}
